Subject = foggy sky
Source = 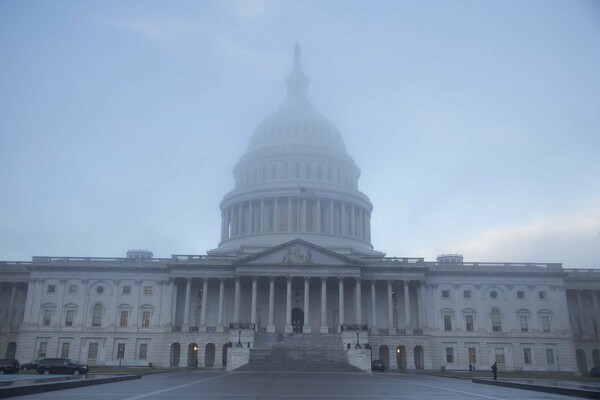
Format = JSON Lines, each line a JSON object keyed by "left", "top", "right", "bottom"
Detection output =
{"left": 1, "top": 0, "right": 599, "bottom": 268}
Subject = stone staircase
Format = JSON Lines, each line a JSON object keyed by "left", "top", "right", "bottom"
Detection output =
{"left": 236, "top": 332, "right": 361, "bottom": 372}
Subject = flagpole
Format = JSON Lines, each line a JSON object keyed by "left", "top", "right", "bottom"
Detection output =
{"left": 297, "top": 185, "right": 300, "bottom": 233}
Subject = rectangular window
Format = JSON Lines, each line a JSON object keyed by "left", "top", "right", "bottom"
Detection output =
{"left": 520, "top": 316, "right": 529, "bottom": 332}
{"left": 47, "top": 285, "right": 56, "bottom": 294}
{"left": 446, "top": 347, "right": 454, "bottom": 363}
{"left": 495, "top": 348, "right": 505, "bottom": 364}
{"left": 444, "top": 315, "right": 452, "bottom": 331}
{"left": 120, "top": 311, "right": 129, "bottom": 327}
{"left": 122, "top": 286, "right": 131, "bottom": 295}
{"left": 546, "top": 349, "right": 555, "bottom": 365}
{"left": 294, "top": 163, "right": 300, "bottom": 178}
{"left": 88, "top": 343, "right": 99, "bottom": 360}
{"left": 65, "top": 310, "right": 74, "bottom": 326}
{"left": 468, "top": 347, "right": 477, "bottom": 364}
{"left": 144, "top": 286, "right": 152, "bottom": 295}
{"left": 139, "top": 343, "right": 148, "bottom": 360}
{"left": 538, "top": 291, "right": 547, "bottom": 300}
{"left": 68, "top": 285, "right": 77, "bottom": 294}
{"left": 523, "top": 348, "right": 532, "bottom": 364}
{"left": 463, "top": 290, "right": 471, "bottom": 299}
{"left": 61, "top": 342, "right": 70, "bottom": 358}
{"left": 442, "top": 290, "right": 450, "bottom": 298}
{"left": 43, "top": 310, "right": 52, "bottom": 326}
{"left": 142, "top": 311, "right": 151, "bottom": 327}
{"left": 117, "top": 343, "right": 125, "bottom": 359}
{"left": 542, "top": 316, "right": 551, "bottom": 332}
{"left": 517, "top": 291, "right": 525, "bottom": 299}
{"left": 38, "top": 342, "right": 47, "bottom": 359}
{"left": 466, "top": 315, "right": 474, "bottom": 332}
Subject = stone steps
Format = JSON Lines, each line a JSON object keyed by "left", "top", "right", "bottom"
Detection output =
{"left": 236, "top": 361, "right": 363, "bottom": 373}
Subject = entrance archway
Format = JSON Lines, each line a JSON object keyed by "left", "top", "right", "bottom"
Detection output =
{"left": 379, "top": 345, "right": 389, "bottom": 368}
{"left": 396, "top": 345, "right": 406, "bottom": 369}
{"left": 292, "top": 308, "right": 304, "bottom": 333}
{"left": 170, "top": 343, "right": 181, "bottom": 367}
{"left": 5, "top": 342, "right": 16, "bottom": 359}
{"left": 205, "top": 343, "right": 215, "bottom": 367}
{"left": 188, "top": 343, "right": 198, "bottom": 367}
{"left": 576, "top": 349, "right": 588, "bottom": 373}
{"left": 222, "top": 344, "right": 228, "bottom": 367}
{"left": 414, "top": 346, "right": 424, "bottom": 369}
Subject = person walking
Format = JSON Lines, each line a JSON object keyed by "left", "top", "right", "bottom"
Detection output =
{"left": 491, "top": 361, "right": 498, "bottom": 380}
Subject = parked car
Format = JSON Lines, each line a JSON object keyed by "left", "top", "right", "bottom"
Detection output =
{"left": 36, "top": 358, "right": 89, "bottom": 375}
{"left": 590, "top": 367, "right": 600, "bottom": 377}
{"left": 371, "top": 359, "right": 386, "bottom": 372}
{"left": 20, "top": 360, "right": 39, "bottom": 370}
{"left": 0, "top": 359, "right": 20, "bottom": 374}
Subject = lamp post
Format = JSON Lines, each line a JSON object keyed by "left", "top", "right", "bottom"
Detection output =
{"left": 236, "top": 330, "right": 243, "bottom": 348}
{"left": 355, "top": 332, "right": 361, "bottom": 349}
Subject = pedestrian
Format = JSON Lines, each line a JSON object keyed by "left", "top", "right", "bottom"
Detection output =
{"left": 491, "top": 361, "right": 497, "bottom": 380}
{"left": 469, "top": 363, "right": 473, "bottom": 372}
{"left": 194, "top": 359, "right": 198, "bottom": 368}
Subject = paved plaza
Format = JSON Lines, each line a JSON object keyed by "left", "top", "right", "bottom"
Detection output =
{"left": 11, "top": 370, "right": 581, "bottom": 400}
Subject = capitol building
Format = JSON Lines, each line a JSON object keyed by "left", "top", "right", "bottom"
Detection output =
{"left": 1, "top": 46, "right": 599, "bottom": 373}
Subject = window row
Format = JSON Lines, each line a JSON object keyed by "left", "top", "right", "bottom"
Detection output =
{"left": 36, "top": 341, "right": 149, "bottom": 361}
{"left": 441, "top": 310, "right": 553, "bottom": 333}
{"left": 444, "top": 346, "right": 557, "bottom": 366}
{"left": 41, "top": 304, "right": 154, "bottom": 328}
{"left": 441, "top": 288, "right": 550, "bottom": 300}
{"left": 45, "top": 284, "right": 154, "bottom": 296}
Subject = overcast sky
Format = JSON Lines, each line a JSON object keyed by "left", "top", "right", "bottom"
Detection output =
{"left": 1, "top": 0, "right": 599, "bottom": 268}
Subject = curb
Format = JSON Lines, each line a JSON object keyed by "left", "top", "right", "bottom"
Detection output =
{"left": 472, "top": 378, "right": 600, "bottom": 399}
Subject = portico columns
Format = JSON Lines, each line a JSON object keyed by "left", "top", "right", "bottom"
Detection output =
{"left": 274, "top": 198, "right": 280, "bottom": 232}
{"left": 338, "top": 278, "right": 345, "bottom": 332}
{"left": 238, "top": 203, "right": 243, "bottom": 235}
{"left": 233, "top": 277, "right": 241, "bottom": 324}
{"left": 387, "top": 280, "right": 396, "bottom": 334}
{"left": 320, "top": 277, "right": 328, "bottom": 333}
{"left": 371, "top": 280, "right": 378, "bottom": 334}
{"left": 251, "top": 277, "right": 257, "bottom": 328}
{"left": 285, "top": 277, "right": 293, "bottom": 333}
{"left": 577, "top": 291, "right": 585, "bottom": 336}
{"left": 303, "top": 277, "right": 311, "bottom": 333}
{"left": 267, "top": 277, "right": 275, "bottom": 332}
{"left": 329, "top": 201, "right": 334, "bottom": 233}
{"left": 355, "top": 278, "right": 362, "bottom": 325}
{"left": 404, "top": 280, "right": 412, "bottom": 334}
{"left": 593, "top": 292, "right": 600, "bottom": 338}
{"left": 217, "top": 278, "right": 225, "bottom": 332}
{"left": 170, "top": 280, "right": 177, "bottom": 327}
{"left": 6, "top": 284, "right": 17, "bottom": 331}
{"left": 341, "top": 202, "right": 346, "bottom": 235}
{"left": 200, "top": 278, "right": 208, "bottom": 332}
{"left": 260, "top": 200, "right": 265, "bottom": 233}
{"left": 287, "top": 198, "right": 292, "bottom": 231}
{"left": 316, "top": 199, "right": 321, "bottom": 232}
{"left": 183, "top": 278, "right": 192, "bottom": 328}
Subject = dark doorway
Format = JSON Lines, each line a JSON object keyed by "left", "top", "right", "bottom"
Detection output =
{"left": 188, "top": 343, "right": 198, "bottom": 367}
{"left": 414, "top": 346, "right": 424, "bottom": 369}
{"left": 205, "top": 343, "right": 215, "bottom": 367}
{"left": 5, "top": 342, "right": 16, "bottom": 359}
{"left": 396, "top": 345, "right": 406, "bottom": 369}
{"left": 576, "top": 349, "right": 588, "bottom": 373}
{"left": 292, "top": 308, "right": 304, "bottom": 333}
{"left": 170, "top": 343, "right": 181, "bottom": 367}
{"left": 222, "top": 343, "right": 228, "bottom": 367}
{"left": 379, "top": 345, "right": 390, "bottom": 368}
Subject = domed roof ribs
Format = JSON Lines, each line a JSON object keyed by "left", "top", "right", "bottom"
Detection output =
{"left": 285, "top": 43, "right": 309, "bottom": 103}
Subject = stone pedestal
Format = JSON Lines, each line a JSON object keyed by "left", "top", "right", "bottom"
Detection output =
{"left": 388, "top": 328, "right": 396, "bottom": 335}
{"left": 370, "top": 327, "right": 379, "bottom": 335}
{"left": 267, "top": 325, "right": 276, "bottom": 333}
{"left": 226, "top": 347, "right": 250, "bottom": 371}
{"left": 405, "top": 327, "right": 413, "bottom": 336}
{"left": 199, "top": 325, "right": 207, "bottom": 333}
{"left": 347, "top": 349, "right": 371, "bottom": 372}
{"left": 216, "top": 325, "right": 224, "bottom": 333}
{"left": 302, "top": 326, "right": 311, "bottom": 333}
{"left": 284, "top": 325, "right": 293, "bottom": 333}
{"left": 320, "top": 326, "right": 329, "bottom": 333}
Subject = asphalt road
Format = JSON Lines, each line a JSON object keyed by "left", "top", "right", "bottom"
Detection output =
{"left": 13, "top": 369, "right": 578, "bottom": 400}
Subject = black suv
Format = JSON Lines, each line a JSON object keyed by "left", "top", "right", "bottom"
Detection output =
{"left": 0, "top": 359, "right": 20, "bottom": 374}
{"left": 37, "top": 358, "right": 89, "bottom": 375}
{"left": 371, "top": 359, "right": 386, "bottom": 372}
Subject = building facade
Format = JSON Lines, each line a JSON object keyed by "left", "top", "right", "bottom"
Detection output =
{"left": 1, "top": 46, "right": 598, "bottom": 373}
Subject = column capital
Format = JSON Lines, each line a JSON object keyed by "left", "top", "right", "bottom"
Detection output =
{"left": 304, "top": 276, "right": 311, "bottom": 282}
{"left": 404, "top": 280, "right": 410, "bottom": 287}
{"left": 356, "top": 277, "right": 362, "bottom": 283}
{"left": 219, "top": 277, "right": 226, "bottom": 283}
{"left": 387, "top": 279, "right": 394, "bottom": 286}
{"left": 338, "top": 277, "right": 345, "bottom": 283}
{"left": 186, "top": 278, "right": 192, "bottom": 284}
{"left": 252, "top": 276, "right": 258, "bottom": 282}
{"left": 269, "top": 276, "right": 276, "bottom": 283}
{"left": 321, "top": 276, "right": 328, "bottom": 283}
{"left": 286, "top": 275, "right": 292, "bottom": 282}
{"left": 371, "top": 279, "right": 377, "bottom": 286}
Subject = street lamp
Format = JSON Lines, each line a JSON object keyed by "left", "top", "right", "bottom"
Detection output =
{"left": 236, "top": 330, "right": 243, "bottom": 348}
{"left": 355, "top": 332, "right": 361, "bottom": 349}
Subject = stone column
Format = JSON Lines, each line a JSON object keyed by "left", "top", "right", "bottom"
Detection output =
{"left": 217, "top": 278, "right": 225, "bottom": 332}
{"left": 238, "top": 203, "right": 243, "bottom": 235}
{"left": 320, "top": 277, "right": 328, "bottom": 333}
{"left": 225, "top": 208, "right": 231, "bottom": 239}
{"left": 355, "top": 278, "right": 362, "bottom": 325}
{"left": 371, "top": 280, "right": 378, "bottom": 334}
{"left": 316, "top": 199, "right": 321, "bottom": 233}
{"left": 338, "top": 278, "right": 345, "bottom": 332}
{"left": 200, "top": 278, "right": 208, "bottom": 332}
{"left": 420, "top": 282, "right": 429, "bottom": 332}
{"left": 233, "top": 277, "right": 241, "bottom": 324}
{"left": 593, "top": 292, "right": 600, "bottom": 338}
{"left": 260, "top": 199, "right": 265, "bottom": 233}
{"left": 6, "top": 284, "right": 17, "bottom": 331}
{"left": 341, "top": 202, "right": 346, "bottom": 235}
{"left": 267, "top": 277, "right": 275, "bottom": 332}
{"left": 577, "top": 291, "right": 585, "bottom": 336}
{"left": 358, "top": 208, "right": 364, "bottom": 240}
{"left": 22, "top": 279, "right": 35, "bottom": 327}
{"left": 287, "top": 198, "right": 292, "bottom": 231}
{"left": 387, "top": 280, "right": 396, "bottom": 334}
{"left": 221, "top": 211, "right": 226, "bottom": 241}
{"left": 170, "top": 280, "right": 178, "bottom": 327}
{"left": 248, "top": 201, "right": 254, "bottom": 234}
{"left": 302, "top": 198, "right": 307, "bottom": 232}
{"left": 329, "top": 200, "right": 334, "bottom": 234}
{"left": 351, "top": 205, "right": 356, "bottom": 237}
{"left": 183, "top": 278, "right": 192, "bottom": 329}
{"left": 251, "top": 277, "right": 257, "bottom": 328}
{"left": 274, "top": 198, "right": 280, "bottom": 232}
{"left": 367, "top": 212, "right": 372, "bottom": 242}
{"left": 285, "top": 277, "right": 293, "bottom": 333}
{"left": 404, "top": 281, "right": 412, "bottom": 334}
{"left": 303, "top": 277, "right": 311, "bottom": 333}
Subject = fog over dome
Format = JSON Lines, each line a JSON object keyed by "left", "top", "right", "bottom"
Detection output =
{"left": 211, "top": 45, "right": 381, "bottom": 256}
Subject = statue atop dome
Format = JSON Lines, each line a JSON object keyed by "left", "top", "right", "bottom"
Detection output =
{"left": 286, "top": 43, "right": 309, "bottom": 102}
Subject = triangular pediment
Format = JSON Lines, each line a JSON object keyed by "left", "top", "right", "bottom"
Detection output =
{"left": 235, "top": 239, "right": 361, "bottom": 266}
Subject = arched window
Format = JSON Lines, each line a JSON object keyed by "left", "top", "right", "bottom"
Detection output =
{"left": 92, "top": 304, "right": 103, "bottom": 327}
{"left": 491, "top": 309, "right": 501, "bottom": 332}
